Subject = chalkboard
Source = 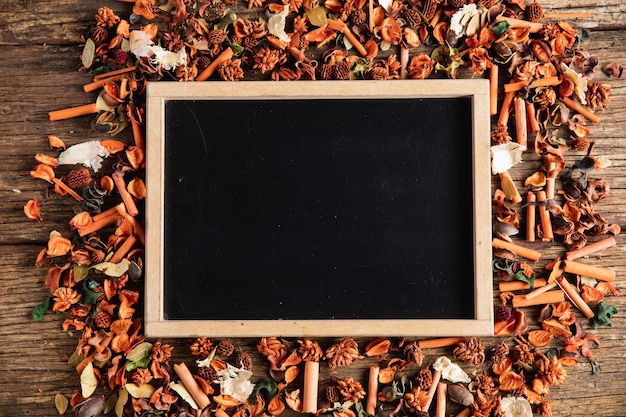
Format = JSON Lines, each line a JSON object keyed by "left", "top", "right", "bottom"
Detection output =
{"left": 145, "top": 80, "right": 493, "bottom": 337}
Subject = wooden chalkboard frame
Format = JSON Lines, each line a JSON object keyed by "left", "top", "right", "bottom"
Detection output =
{"left": 144, "top": 80, "right": 493, "bottom": 338}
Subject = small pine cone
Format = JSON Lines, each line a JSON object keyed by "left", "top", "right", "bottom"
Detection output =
{"left": 64, "top": 168, "right": 92, "bottom": 189}
{"left": 236, "top": 351, "right": 253, "bottom": 371}
{"left": 216, "top": 340, "right": 235, "bottom": 356}
{"left": 349, "top": 9, "right": 367, "bottom": 26}
{"left": 403, "top": 341, "right": 424, "bottom": 366}
{"left": 198, "top": 365, "right": 218, "bottom": 383}
{"left": 453, "top": 337, "right": 485, "bottom": 366}
{"left": 90, "top": 25, "right": 110, "bottom": 46}
{"left": 490, "top": 341, "right": 510, "bottom": 365}
{"left": 208, "top": 29, "right": 228, "bottom": 44}
{"left": 333, "top": 62, "right": 351, "bottom": 80}
{"left": 190, "top": 337, "right": 214, "bottom": 358}
{"left": 404, "top": 8, "right": 422, "bottom": 28}
{"left": 415, "top": 368, "right": 433, "bottom": 390}
{"left": 326, "top": 385, "right": 340, "bottom": 403}
{"left": 337, "top": 377, "right": 366, "bottom": 403}
{"left": 526, "top": 0, "right": 544, "bottom": 22}
{"left": 369, "top": 66, "right": 389, "bottom": 80}
{"left": 94, "top": 311, "right": 112, "bottom": 328}
{"left": 298, "top": 338, "right": 323, "bottom": 362}
{"left": 253, "top": 47, "right": 280, "bottom": 74}
{"left": 319, "top": 64, "right": 334, "bottom": 80}
{"left": 219, "top": 59, "right": 245, "bottom": 81}
{"left": 257, "top": 337, "right": 285, "bottom": 357}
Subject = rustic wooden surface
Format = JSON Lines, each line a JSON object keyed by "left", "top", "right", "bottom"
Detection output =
{"left": 1, "top": 0, "right": 626, "bottom": 416}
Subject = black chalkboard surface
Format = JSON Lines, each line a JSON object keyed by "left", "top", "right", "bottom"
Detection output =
{"left": 145, "top": 80, "right": 493, "bottom": 337}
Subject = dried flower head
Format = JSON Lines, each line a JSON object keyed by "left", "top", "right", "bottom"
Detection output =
{"left": 337, "top": 377, "right": 365, "bottom": 403}
{"left": 407, "top": 54, "right": 434, "bottom": 80}
{"left": 52, "top": 287, "right": 81, "bottom": 312}
{"left": 298, "top": 338, "right": 323, "bottom": 362}
{"left": 453, "top": 337, "right": 485, "bottom": 366}
{"left": 151, "top": 341, "right": 174, "bottom": 363}
{"left": 257, "top": 337, "right": 285, "bottom": 357}
{"left": 324, "top": 338, "right": 361, "bottom": 368}
{"left": 403, "top": 341, "right": 424, "bottom": 366}
{"left": 190, "top": 337, "right": 214, "bottom": 358}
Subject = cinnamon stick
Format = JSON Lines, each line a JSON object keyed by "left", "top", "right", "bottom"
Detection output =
{"left": 561, "top": 260, "right": 616, "bottom": 282}
{"left": 565, "top": 236, "right": 617, "bottom": 260}
{"left": 526, "top": 191, "right": 536, "bottom": 242}
{"left": 302, "top": 360, "right": 319, "bottom": 414}
{"left": 499, "top": 278, "right": 547, "bottom": 292}
{"left": 492, "top": 238, "right": 541, "bottom": 262}
{"left": 84, "top": 73, "right": 127, "bottom": 93}
{"left": 93, "top": 65, "right": 137, "bottom": 80}
{"left": 108, "top": 235, "right": 137, "bottom": 264}
{"left": 524, "top": 281, "right": 558, "bottom": 299}
{"left": 418, "top": 337, "right": 466, "bottom": 349}
{"left": 326, "top": 19, "right": 367, "bottom": 56}
{"left": 497, "top": 91, "right": 515, "bottom": 127}
{"left": 503, "top": 76, "right": 560, "bottom": 93}
{"left": 545, "top": 162, "right": 558, "bottom": 201}
{"left": 116, "top": 203, "right": 146, "bottom": 245}
{"left": 173, "top": 362, "right": 211, "bottom": 409}
{"left": 514, "top": 96, "right": 528, "bottom": 150}
{"left": 512, "top": 290, "right": 565, "bottom": 308}
{"left": 543, "top": 12, "right": 592, "bottom": 19}
{"left": 560, "top": 97, "right": 600, "bottom": 124}
{"left": 112, "top": 170, "right": 139, "bottom": 217}
{"left": 49, "top": 103, "right": 98, "bottom": 121}
{"left": 421, "top": 369, "right": 441, "bottom": 412}
{"left": 77, "top": 211, "right": 120, "bottom": 237}
{"left": 51, "top": 178, "right": 83, "bottom": 201}
{"left": 495, "top": 16, "right": 544, "bottom": 33}
{"left": 556, "top": 277, "right": 595, "bottom": 319}
{"left": 537, "top": 191, "right": 553, "bottom": 242}
{"left": 366, "top": 366, "right": 379, "bottom": 415}
{"left": 489, "top": 65, "right": 498, "bottom": 116}
{"left": 526, "top": 101, "right": 539, "bottom": 133}
{"left": 196, "top": 47, "right": 234, "bottom": 81}
{"left": 435, "top": 382, "right": 447, "bottom": 417}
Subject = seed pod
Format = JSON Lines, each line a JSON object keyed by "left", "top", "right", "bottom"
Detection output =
{"left": 448, "top": 384, "right": 474, "bottom": 406}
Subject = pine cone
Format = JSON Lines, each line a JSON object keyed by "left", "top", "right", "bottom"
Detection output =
{"left": 94, "top": 311, "right": 112, "bottom": 328}
{"left": 236, "top": 351, "right": 253, "bottom": 371}
{"left": 415, "top": 368, "right": 433, "bottom": 390}
{"left": 257, "top": 337, "right": 285, "bottom": 357}
{"left": 337, "top": 377, "right": 365, "bottom": 403}
{"left": 253, "top": 47, "right": 281, "bottom": 74}
{"left": 298, "top": 339, "right": 323, "bottom": 362}
{"left": 216, "top": 340, "right": 235, "bottom": 356}
{"left": 198, "top": 365, "right": 218, "bottom": 383}
{"left": 369, "top": 66, "right": 389, "bottom": 80}
{"left": 326, "top": 385, "right": 340, "bottom": 403}
{"left": 403, "top": 341, "right": 424, "bottom": 366}
{"left": 526, "top": 0, "right": 544, "bottom": 22}
{"left": 64, "top": 168, "right": 92, "bottom": 189}
{"left": 324, "top": 338, "right": 361, "bottom": 369}
{"left": 404, "top": 7, "right": 422, "bottom": 28}
{"left": 333, "top": 62, "right": 351, "bottom": 80}
{"left": 319, "top": 64, "right": 334, "bottom": 80}
{"left": 150, "top": 341, "right": 174, "bottom": 363}
{"left": 420, "top": 0, "right": 439, "bottom": 21}
{"left": 490, "top": 341, "right": 510, "bottom": 365}
{"left": 90, "top": 25, "right": 110, "bottom": 46}
{"left": 586, "top": 81, "right": 612, "bottom": 111}
{"left": 219, "top": 59, "right": 245, "bottom": 81}
{"left": 453, "top": 337, "right": 485, "bottom": 366}
{"left": 190, "top": 337, "right": 214, "bottom": 358}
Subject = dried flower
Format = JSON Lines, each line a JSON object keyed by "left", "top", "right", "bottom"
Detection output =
{"left": 298, "top": 338, "right": 323, "bottom": 361}
{"left": 403, "top": 387, "right": 428, "bottom": 410}
{"left": 132, "top": 368, "right": 153, "bottom": 386}
{"left": 337, "top": 377, "right": 365, "bottom": 403}
{"left": 190, "top": 337, "right": 214, "bottom": 358}
{"left": 403, "top": 341, "right": 424, "bottom": 366}
{"left": 257, "top": 337, "right": 285, "bottom": 357}
{"left": 453, "top": 337, "right": 485, "bottom": 366}
{"left": 52, "top": 287, "right": 82, "bottom": 312}
{"left": 407, "top": 54, "right": 434, "bottom": 80}
{"left": 324, "top": 338, "right": 361, "bottom": 368}
{"left": 415, "top": 368, "right": 433, "bottom": 390}
{"left": 500, "top": 396, "right": 533, "bottom": 417}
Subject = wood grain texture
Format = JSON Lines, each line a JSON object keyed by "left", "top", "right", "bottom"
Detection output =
{"left": 0, "top": 0, "right": 625, "bottom": 416}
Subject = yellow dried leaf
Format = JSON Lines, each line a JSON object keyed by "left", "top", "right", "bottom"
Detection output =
{"left": 80, "top": 362, "right": 98, "bottom": 398}
{"left": 125, "top": 382, "right": 156, "bottom": 398}
{"left": 170, "top": 381, "right": 199, "bottom": 409}
{"left": 55, "top": 393, "right": 69, "bottom": 415}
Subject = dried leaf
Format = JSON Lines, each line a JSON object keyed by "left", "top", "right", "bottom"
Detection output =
{"left": 527, "top": 329, "right": 554, "bottom": 347}
{"left": 82, "top": 39, "right": 96, "bottom": 68}
{"left": 80, "top": 362, "right": 98, "bottom": 398}
{"left": 171, "top": 381, "right": 199, "bottom": 409}
{"left": 285, "top": 389, "right": 301, "bottom": 412}
{"left": 125, "top": 383, "right": 156, "bottom": 398}
{"left": 498, "top": 370, "right": 525, "bottom": 391}
{"left": 304, "top": 6, "right": 327, "bottom": 27}
{"left": 127, "top": 178, "right": 146, "bottom": 199}
{"left": 91, "top": 259, "right": 130, "bottom": 277}
{"left": 284, "top": 365, "right": 299, "bottom": 384}
{"left": 47, "top": 233, "right": 73, "bottom": 257}
{"left": 100, "top": 140, "right": 126, "bottom": 154}
{"left": 24, "top": 199, "right": 43, "bottom": 221}
{"left": 55, "top": 393, "right": 69, "bottom": 415}
{"left": 364, "top": 338, "right": 391, "bottom": 357}
{"left": 48, "top": 135, "right": 67, "bottom": 150}
{"left": 267, "top": 394, "right": 286, "bottom": 415}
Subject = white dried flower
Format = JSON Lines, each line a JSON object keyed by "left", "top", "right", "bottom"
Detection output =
{"left": 500, "top": 396, "right": 533, "bottom": 417}
{"left": 490, "top": 142, "right": 524, "bottom": 174}
{"left": 58, "top": 140, "right": 109, "bottom": 172}
{"left": 267, "top": 5, "right": 291, "bottom": 43}
{"left": 217, "top": 363, "right": 255, "bottom": 403}
{"left": 432, "top": 356, "right": 471, "bottom": 384}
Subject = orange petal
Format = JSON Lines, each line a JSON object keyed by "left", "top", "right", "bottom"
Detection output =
{"left": 110, "top": 318, "right": 133, "bottom": 335}
{"left": 364, "top": 338, "right": 391, "bottom": 357}
{"left": 527, "top": 329, "right": 554, "bottom": 347}
{"left": 498, "top": 370, "right": 525, "bottom": 391}
{"left": 47, "top": 234, "right": 73, "bottom": 257}
{"left": 100, "top": 139, "right": 127, "bottom": 154}
{"left": 213, "top": 394, "right": 241, "bottom": 408}
{"left": 48, "top": 135, "right": 67, "bottom": 150}
{"left": 127, "top": 178, "right": 146, "bottom": 199}
{"left": 31, "top": 164, "right": 55, "bottom": 183}
{"left": 267, "top": 394, "right": 286, "bottom": 416}
{"left": 24, "top": 199, "right": 43, "bottom": 221}
{"left": 284, "top": 366, "right": 299, "bottom": 384}
{"left": 35, "top": 153, "right": 59, "bottom": 167}
{"left": 69, "top": 211, "right": 92, "bottom": 229}
{"left": 126, "top": 146, "right": 144, "bottom": 170}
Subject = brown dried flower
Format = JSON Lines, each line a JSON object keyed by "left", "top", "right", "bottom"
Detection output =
{"left": 95, "top": 6, "right": 120, "bottom": 27}
{"left": 415, "top": 368, "right": 433, "bottom": 390}
{"left": 453, "top": 336, "right": 485, "bottom": 366}
{"left": 298, "top": 338, "right": 323, "bottom": 362}
{"left": 132, "top": 368, "right": 153, "bottom": 386}
{"left": 52, "top": 287, "right": 81, "bottom": 312}
{"left": 403, "top": 341, "right": 424, "bottom": 366}
{"left": 257, "top": 337, "right": 285, "bottom": 357}
{"left": 535, "top": 354, "right": 567, "bottom": 386}
{"left": 586, "top": 81, "right": 612, "bottom": 111}
{"left": 324, "top": 338, "right": 361, "bottom": 368}
{"left": 337, "top": 377, "right": 366, "bottom": 403}
{"left": 218, "top": 58, "right": 245, "bottom": 81}
{"left": 253, "top": 47, "right": 282, "bottom": 73}
{"left": 490, "top": 340, "right": 510, "bottom": 365}
{"left": 151, "top": 341, "right": 174, "bottom": 363}
{"left": 491, "top": 124, "right": 512, "bottom": 146}
{"left": 403, "top": 387, "right": 428, "bottom": 410}
{"left": 236, "top": 350, "right": 253, "bottom": 371}
{"left": 190, "top": 337, "right": 214, "bottom": 358}
{"left": 407, "top": 54, "right": 434, "bottom": 80}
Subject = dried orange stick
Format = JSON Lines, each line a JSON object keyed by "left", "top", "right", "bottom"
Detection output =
{"left": 418, "top": 337, "right": 466, "bottom": 349}
{"left": 560, "top": 97, "right": 600, "bottom": 123}
{"left": 497, "top": 91, "right": 515, "bottom": 127}
{"left": 326, "top": 19, "right": 367, "bottom": 56}
{"left": 84, "top": 73, "right": 127, "bottom": 93}
{"left": 561, "top": 260, "right": 616, "bottom": 282}
{"left": 93, "top": 203, "right": 125, "bottom": 222}
{"left": 492, "top": 238, "right": 541, "bottom": 261}
{"left": 421, "top": 369, "right": 441, "bottom": 412}
{"left": 524, "top": 281, "right": 558, "bottom": 299}
{"left": 366, "top": 366, "right": 379, "bottom": 415}
{"left": 543, "top": 12, "right": 591, "bottom": 19}
{"left": 556, "top": 277, "right": 595, "bottom": 319}
{"left": 108, "top": 235, "right": 137, "bottom": 264}
{"left": 499, "top": 278, "right": 547, "bottom": 292}
{"left": 302, "top": 360, "right": 319, "bottom": 414}
{"left": 489, "top": 65, "right": 498, "bottom": 115}
{"left": 112, "top": 170, "right": 139, "bottom": 217}
{"left": 495, "top": 16, "right": 544, "bottom": 33}
{"left": 49, "top": 103, "right": 98, "bottom": 121}
{"left": 173, "top": 362, "right": 211, "bottom": 409}
{"left": 526, "top": 191, "right": 536, "bottom": 242}
{"left": 503, "top": 76, "right": 560, "bottom": 93}
{"left": 435, "top": 382, "right": 447, "bottom": 417}
{"left": 116, "top": 203, "right": 145, "bottom": 245}
{"left": 51, "top": 178, "right": 83, "bottom": 201}
{"left": 514, "top": 96, "right": 527, "bottom": 150}
{"left": 93, "top": 65, "right": 137, "bottom": 80}
{"left": 526, "top": 101, "right": 539, "bottom": 133}
{"left": 78, "top": 212, "right": 120, "bottom": 237}
{"left": 536, "top": 191, "right": 553, "bottom": 242}
{"left": 512, "top": 290, "right": 564, "bottom": 308}
{"left": 196, "top": 47, "right": 234, "bottom": 81}
{"left": 565, "top": 236, "right": 617, "bottom": 260}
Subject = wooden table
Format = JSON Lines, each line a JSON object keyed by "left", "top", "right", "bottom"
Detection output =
{"left": 1, "top": 0, "right": 625, "bottom": 415}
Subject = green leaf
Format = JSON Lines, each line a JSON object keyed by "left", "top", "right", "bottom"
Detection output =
{"left": 125, "top": 356, "right": 150, "bottom": 372}
{"left": 82, "top": 280, "right": 102, "bottom": 305}
{"left": 305, "top": 6, "right": 328, "bottom": 27}
{"left": 126, "top": 342, "right": 153, "bottom": 362}
{"left": 227, "top": 40, "right": 245, "bottom": 56}
{"left": 32, "top": 296, "right": 52, "bottom": 321}
{"left": 513, "top": 270, "right": 535, "bottom": 290}
{"left": 491, "top": 21, "right": 509, "bottom": 37}
{"left": 249, "top": 378, "right": 278, "bottom": 406}
{"left": 592, "top": 301, "right": 618, "bottom": 329}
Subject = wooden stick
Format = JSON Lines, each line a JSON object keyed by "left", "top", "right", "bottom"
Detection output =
{"left": 112, "top": 170, "right": 139, "bottom": 217}
{"left": 302, "top": 360, "right": 319, "bottom": 414}
{"left": 84, "top": 73, "right": 127, "bottom": 93}
{"left": 497, "top": 91, "right": 515, "bottom": 127}
{"left": 545, "top": 162, "right": 558, "bottom": 201}
{"left": 48, "top": 103, "right": 98, "bottom": 121}
{"left": 524, "top": 281, "right": 558, "bottom": 299}
{"left": 418, "top": 337, "right": 466, "bottom": 349}
{"left": 560, "top": 97, "right": 600, "bottom": 124}
{"left": 326, "top": 19, "right": 367, "bottom": 56}
{"left": 435, "top": 382, "right": 447, "bottom": 417}
{"left": 366, "top": 366, "right": 379, "bottom": 415}
{"left": 498, "top": 170, "right": 522, "bottom": 204}
{"left": 196, "top": 47, "right": 234, "bottom": 81}
{"left": 492, "top": 238, "right": 541, "bottom": 261}
{"left": 526, "top": 101, "right": 539, "bottom": 133}
{"left": 556, "top": 277, "right": 595, "bottom": 319}
{"left": 512, "top": 290, "right": 565, "bottom": 308}
{"left": 565, "top": 236, "right": 617, "bottom": 260}
{"left": 495, "top": 16, "right": 544, "bottom": 33}
{"left": 173, "top": 362, "right": 211, "bottom": 409}
{"left": 514, "top": 96, "right": 528, "bottom": 150}
{"left": 78, "top": 212, "right": 121, "bottom": 237}
{"left": 526, "top": 191, "right": 536, "bottom": 242}
{"left": 489, "top": 65, "right": 498, "bottom": 116}
{"left": 400, "top": 47, "right": 409, "bottom": 80}
{"left": 503, "top": 76, "right": 560, "bottom": 93}
{"left": 421, "top": 369, "right": 441, "bottom": 412}
{"left": 51, "top": 178, "right": 83, "bottom": 201}
{"left": 108, "top": 235, "right": 137, "bottom": 264}
{"left": 93, "top": 65, "right": 137, "bottom": 80}
{"left": 561, "top": 260, "right": 616, "bottom": 282}
{"left": 499, "top": 278, "right": 547, "bottom": 292}
{"left": 93, "top": 203, "right": 125, "bottom": 222}
{"left": 543, "top": 12, "right": 592, "bottom": 19}
{"left": 536, "top": 191, "right": 553, "bottom": 242}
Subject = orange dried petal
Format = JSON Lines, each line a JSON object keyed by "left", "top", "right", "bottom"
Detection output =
{"left": 47, "top": 234, "right": 73, "bottom": 257}
{"left": 542, "top": 318, "right": 572, "bottom": 338}
{"left": 35, "top": 153, "right": 59, "bottom": 167}
{"left": 69, "top": 211, "right": 92, "bottom": 230}
{"left": 110, "top": 318, "right": 133, "bottom": 335}
{"left": 280, "top": 350, "right": 302, "bottom": 369}
{"left": 117, "top": 19, "right": 130, "bottom": 37}
{"left": 524, "top": 171, "right": 546, "bottom": 188}
{"left": 267, "top": 394, "right": 286, "bottom": 415}
{"left": 100, "top": 175, "right": 114, "bottom": 193}
{"left": 48, "top": 135, "right": 67, "bottom": 150}
{"left": 24, "top": 199, "right": 43, "bottom": 221}
{"left": 100, "top": 139, "right": 126, "bottom": 154}
{"left": 284, "top": 365, "right": 299, "bottom": 384}
{"left": 378, "top": 367, "right": 395, "bottom": 384}
{"left": 213, "top": 394, "right": 241, "bottom": 408}
{"left": 126, "top": 146, "right": 144, "bottom": 170}
{"left": 527, "top": 329, "right": 554, "bottom": 347}
{"left": 112, "top": 333, "right": 130, "bottom": 353}
{"left": 31, "top": 163, "right": 55, "bottom": 182}
{"left": 498, "top": 370, "right": 525, "bottom": 391}
{"left": 364, "top": 338, "right": 391, "bottom": 357}
{"left": 127, "top": 178, "right": 146, "bottom": 199}
{"left": 581, "top": 284, "right": 604, "bottom": 303}
{"left": 491, "top": 357, "right": 512, "bottom": 375}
